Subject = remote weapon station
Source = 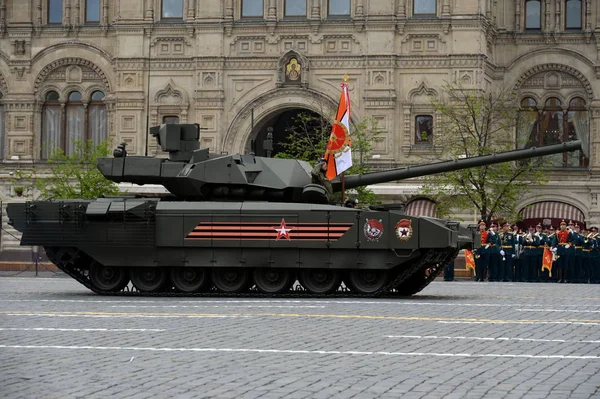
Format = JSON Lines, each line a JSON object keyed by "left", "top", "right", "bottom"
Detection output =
{"left": 7, "top": 124, "right": 582, "bottom": 297}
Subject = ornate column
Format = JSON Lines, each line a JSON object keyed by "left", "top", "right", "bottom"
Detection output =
{"left": 224, "top": 0, "right": 233, "bottom": 35}
{"left": 64, "top": 0, "right": 71, "bottom": 27}
{"left": 514, "top": 0, "right": 521, "bottom": 31}
{"left": 267, "top": 0, "right": 276, "bottom": 18}
{"left": 145, "top": 0, "right": 154, "bottom": 21}
{"left": 396, "top": 0, "right": 406, "bottom": 34}
{"left": 102, "top": 0, "right": 108, "bottom": 25}
{"left": 585, "top": 0, "right": 592, "bottom": 31}
{"left": 544, "top": 0, "right": 551, "bottom": 31}
{"left": 0, "top": 0, "right": 6, "bottom": 36}
{"left": 73, "top": 0, "right": 80, "bottom": 29}
{"left": 311, "top": 0, "right": 320, "bottom": 18}
{"left": 355, "top": 0, "right": 364, "bottom": 17}
{"left": 554, "top": 0, "right": 561, "bottom": 31}
{"left": 187, "top": 0, "right": 195, "bottom": 19}
{"left": 34, "top": 0, "right": 42, "bottom": 33}
{"left": 442, "top": 0, "right": 451, "bottom": 18}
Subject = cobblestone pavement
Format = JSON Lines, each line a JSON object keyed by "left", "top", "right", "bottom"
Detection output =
{"left": 0, "top": 276, "right": 599, "bottom": 399}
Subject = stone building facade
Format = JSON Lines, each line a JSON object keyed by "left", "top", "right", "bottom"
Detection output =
{"left": 0, "top": 0, "right": 599, "bottom": 243}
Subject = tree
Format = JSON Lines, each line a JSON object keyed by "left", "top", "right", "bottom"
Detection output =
{"left": 275, "top": 111, "right": 383, "bottom": 205}
{"left": 420, "top": 82, "right": 548, "bottom": 224}
{"left": 37, "top": 140, "right": 119, "bottom": 200}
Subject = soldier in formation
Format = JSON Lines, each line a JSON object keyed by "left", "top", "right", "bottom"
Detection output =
{"left": 473, "top": 219, "right": 599, "bottom": 284}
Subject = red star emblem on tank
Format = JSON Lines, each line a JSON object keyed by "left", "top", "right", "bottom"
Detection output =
{"left": 273, "top": 218, "right": 293, "bottom": 241}
{"left": 395, "top": 219, "right": 413, "bottom": 241}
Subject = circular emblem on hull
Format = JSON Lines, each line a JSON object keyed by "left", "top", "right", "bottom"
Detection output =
{"left": 364, "top": 219, "right": 384, "bottom": 242}
{"left": 395, "top": 219, "right": 413, "bottom": 241}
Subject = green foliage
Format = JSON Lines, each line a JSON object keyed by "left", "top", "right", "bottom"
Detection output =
{"left": 37, "top": 140, "right": 119, "bottom": 200}
{"left": 275, "top": 111, "right": 384, "bottom": 206}
{"left": 421, "top": 81, "right": 549, "bottom": 223}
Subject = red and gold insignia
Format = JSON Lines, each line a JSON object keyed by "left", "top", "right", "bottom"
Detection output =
{"left": 395, "top": 219, "right": 413, "bottom": 241}
{"left": 364, "top": 219, "right": 384, "bottom": 242}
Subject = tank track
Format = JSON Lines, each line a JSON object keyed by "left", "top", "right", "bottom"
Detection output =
{"left": 47, "top": 247, "right": 458, "bottom": 298}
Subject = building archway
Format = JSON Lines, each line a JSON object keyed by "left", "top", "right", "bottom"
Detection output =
{"left": 223, "top": 87, "right": 340, "bottom": 154}
{"left": 247, "top": 108, "right": 329, "bottom": 158}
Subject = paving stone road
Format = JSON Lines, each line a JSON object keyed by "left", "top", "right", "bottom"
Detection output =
{"left": 0, "top": 275, "right": 599, "bottom": 399}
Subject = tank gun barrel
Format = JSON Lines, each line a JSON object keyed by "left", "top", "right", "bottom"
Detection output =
{"left": 336, "top": 140, "right": 582, "bottom": 191}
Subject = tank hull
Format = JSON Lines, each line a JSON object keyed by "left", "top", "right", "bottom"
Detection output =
{"left": 7, "top": 199, "right": 466, "bottom": 297}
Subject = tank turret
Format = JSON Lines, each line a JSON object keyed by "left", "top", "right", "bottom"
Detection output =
{"left": 98, "top": 123, "right": 583, "bottom": 203}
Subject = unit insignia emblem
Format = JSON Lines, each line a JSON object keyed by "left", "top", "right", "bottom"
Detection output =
{"left": 364, "top": 219, "right": 384, "bottom": 242}
{"left": 395, "top": 219, "right": 413, "bottom": 241}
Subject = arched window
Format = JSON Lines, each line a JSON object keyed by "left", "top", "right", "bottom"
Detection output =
{"left": 88, "top": 91, "right": 108, "bottom": 144}
{"left": 415, "top": 115, "right": 433, "bottom": 144}
{"left": 518, "top": 96, "right": 588, "bottom": 168}
{"left": 565, "top": 0, "right": 582, "bottom": 29}
{"left": 66, "top": 91, "right": 84, "bottom": 156}
{"left": 517, "top": 97, "right": 539, "bottom": 149}
{"left": 163, "top": 115, "right": 180, "bottom": 124}
{"left": 566, "top": 97, "right": 588, "bottom": 167}
{"left": 525, "top": 0, "right": 541, "bottom": 30}
{"left": 0, "top": 92, "right": 4, "bottom": 160}
{"left": 42, "top": 91, "right": 62, "bottom": 159}
{"left": 41, "top": 90, "right": 108, "bottom": 159}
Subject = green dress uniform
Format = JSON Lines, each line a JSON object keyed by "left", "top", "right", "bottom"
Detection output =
{"left": 311, "top": 162, "right": 333, "bottom": 199}
{"left": 572, "top": 231, "right": 584, "bottom": 283}
{"left": 499, "top": 229, "right": 516, "bottom": 282}
{"left": 538, "top": 232, "right": 550, "bottom": 282}
{"left": 592, "top": 234, "right": 600, "bottom": 284}
{"left": 582, "top": 233, "right": 593, "bottom": 283}
{"left": 486, "top": 229, "right": 501, "bottom": 281}
{"left": 519, "top": 232, "right": 539, "bottom": 283}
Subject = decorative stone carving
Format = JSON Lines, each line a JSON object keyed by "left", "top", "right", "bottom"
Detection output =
{"left": 34, "top": 58, "right": 112, "bottom": 93}
{"left": 150, "top": 37, "right": 192, "bottom": 57}
{"left": 513, "top": 64, "right": 593, "bottom": 99}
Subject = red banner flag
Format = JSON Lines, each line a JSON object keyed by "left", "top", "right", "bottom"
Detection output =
{"left": 465, "top": 249, "right": 475, "bottom": 271}
{"left": 324, "top": 81, "right": 352, "bottom": 180}
{"left": 542, "top": 247, "right": 553, "bottom": 277}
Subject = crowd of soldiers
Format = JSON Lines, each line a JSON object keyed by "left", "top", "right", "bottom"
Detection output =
{"left": 474, "top": 219, "right": 600, "bottom": 284}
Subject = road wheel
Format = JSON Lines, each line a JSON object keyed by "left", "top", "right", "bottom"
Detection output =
{"left": 299, "top": 269, "right": 341, "bottom": 294}
{"left": 131, "top": 267, "right": 169, "bottom": 293}
{"left": 253, "top": 268, "right": 295, "bottom": 294}
{"left": 345, "top": 269, "right": 389, "bottom": 295}
{"left": 89, "top": 262, "right": 129, "bottom": 292}
{"left": 212, "top": 268, "right": 251, "bottom": 293}
{"left": 171, "top": 267, "right": 210, "bottom": 293}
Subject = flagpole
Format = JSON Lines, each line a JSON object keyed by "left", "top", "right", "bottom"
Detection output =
{"left": 341, "top": 172, "right": 346, "bottom": 204}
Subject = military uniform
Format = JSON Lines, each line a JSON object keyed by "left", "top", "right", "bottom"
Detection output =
{"left": 486, "top": 223, "right": 501, "bottom": 282}
{"left": 499, "top": 222, "right": 516, "bottom": 281}
{"left": 591, "top": 228, "right": 600, "bottom": 284}
{"left": 582, "top": 230, "right": 593, "bottom": 283}
{"left": 571, "top": 225, "right": 584, "bottom": 283}
{"left": 554, "top": 220, "right": 574, "bottom": 283}
{"left": 519, "top": 228, "right": 539, "bottom": 283}
{"left": 475, "top": 220, "right": 489, "bottom": 281}
{"left": 311, "top": 160, "right": 333, "bottom": 198}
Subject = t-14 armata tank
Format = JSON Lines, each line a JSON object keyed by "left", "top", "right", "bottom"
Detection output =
{"left": 7, "top": 124, "right": 582, "bottom": 297}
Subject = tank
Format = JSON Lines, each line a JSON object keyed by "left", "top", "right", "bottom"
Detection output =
{"left": 6, "top": 124, "right": 582, "bottom": 297}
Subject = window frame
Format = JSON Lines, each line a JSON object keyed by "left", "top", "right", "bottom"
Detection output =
{"left": 413, "top": 0, "right": 437, "bottom": 17}
{"left": 47, "top": 0, "right": 63, "bottom": 25}
{"left": 85, "top": 0, "right": 101, "bottom": 23}
{"left": 414, "top": 114, "right": 434, "bottom": 145}
{"left": 161, "top": 0, "right": 184, "bottom": 21}
{"left": 565, "top": 0, "right": 582, "bottom": 30}
{"left": 241, "top": 0, "right": 265, "bottom": 18}
{"left": 163, "top": 115, "right": 181, "bottom": 124}
{"left": 41, "top": 89, "right": 108, "bottom": 160}
{"left": 284, "top": 0, "right": 308, "bottom": 18}
{"left": 524, "top": 0, "right": 542, "bottom": 30}
{"left": 327, "top": 0, "right": 351, "bottom": 18}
